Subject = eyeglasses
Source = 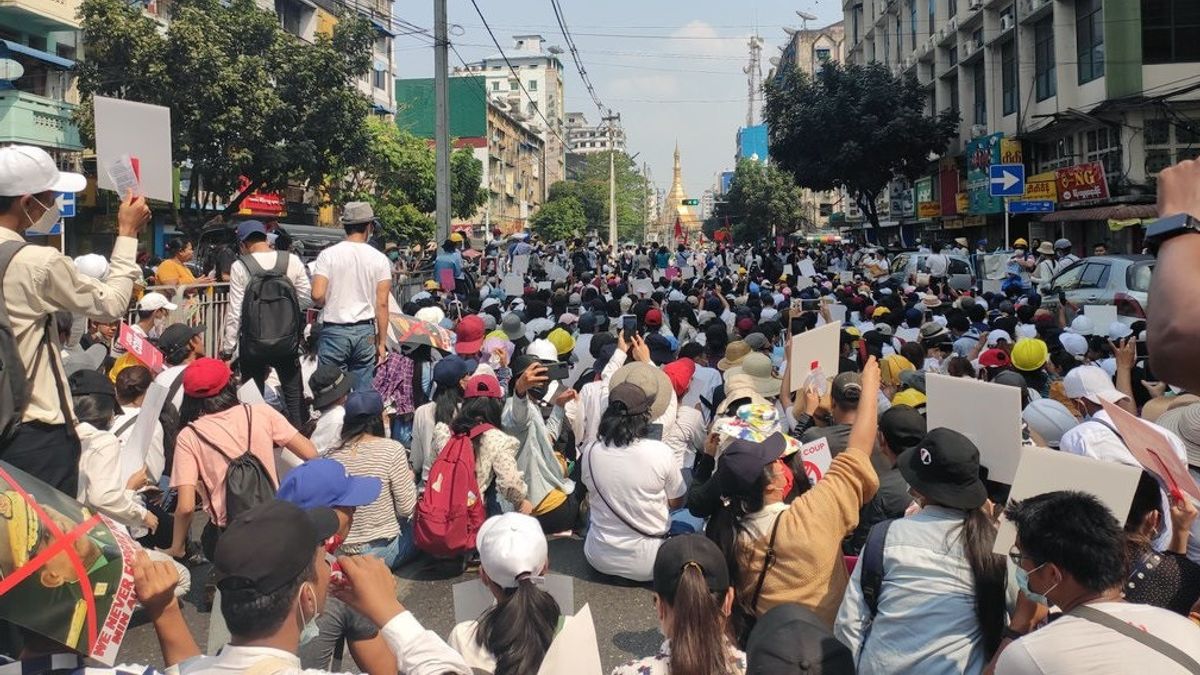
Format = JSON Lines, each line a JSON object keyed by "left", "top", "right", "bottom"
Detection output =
{"left": 1008, "top": 546, "right": 1036, "bottom": 567}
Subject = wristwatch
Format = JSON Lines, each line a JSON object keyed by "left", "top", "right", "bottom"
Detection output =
{"left": 1144, "top": 213, "right": 1200, "bottom": 253}
{"left": 1002, "top": 626, "right": 1027, "bottom": 642}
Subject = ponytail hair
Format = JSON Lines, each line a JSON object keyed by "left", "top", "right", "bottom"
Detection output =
{"left": 958, "top": 506, "right": 1006, "bottom": 658}
{"left": 704, "top": 464, "right": 771, "bottom": 640}
{"left": 434, "top": 385, "right": 464, "bottom": 425}
{"left": 475, "top": 578, "right": 560, "bottom": 675}
{"left": 660, "top": 564, "right": 734, "bottom": 675}
{"left": 597, "top": 399, "right": 651, "bottom": 447}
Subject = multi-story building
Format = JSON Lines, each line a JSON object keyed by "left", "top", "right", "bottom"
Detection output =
{"left": 396, "top": 75, "right": 545, "bottom": 235}
{"left": 700, "top": 188, "right": 716, "bottom": 220}
{"left": 453, "top": 34, "right": 567, "bottom": 189}
{"left": 844, "top": 0, "right": 1198, "bottom": 253}
{"left": 0, "top": 0, "right": 84, "bottom": 156}
{"left": 565, "top": 111, "right": 626, "bottom": 156}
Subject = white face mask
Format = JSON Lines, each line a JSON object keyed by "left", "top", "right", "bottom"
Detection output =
{"left": 297, "top": 583, "right": 321, "bottom": 646}
{"left": 24, "top": 194, "right": 60, "bottom": 232}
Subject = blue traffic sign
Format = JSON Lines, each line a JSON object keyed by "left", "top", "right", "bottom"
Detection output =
{"left": 1007, "top": 200, "right": 1055, "bottom": 214}
{"left": 58, "top": 192, "right": 75, "bottom": 218}
{"left": 989, "top": 163, "right": 1025, "bottom": 197}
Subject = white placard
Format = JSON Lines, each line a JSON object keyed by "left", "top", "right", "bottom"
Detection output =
{"left": 237, "top": 380, "right": 266, "bottom": 405}
{"left": 926, "top": 373, "right": 1023, "bottom": 484}
{"left": 798, "top": 259, "right": 817, "bottom": 277}
{"left": 119, "top": 382, "right": 169, "bottom": 482}
{"left": 632, "top": 278, "right": 654, "bottom": 296}
{"left": 502, "top": 274, "right": 524, "bottom": 297}
{"left": 536, "top": 281, "right": 552, "bottom": 290}
{"left": 94, "top": 96, "right": 174, "bottom": 202}
{"left": 546, "top": 263, "right": 567, "bottom": 281}
{"left": 982, "top": 279, "right": 1003, "bottom": 294}
{"left": 895, "top": 326, "right": 920, "bottom": 343}
{"left": 993, "top": 447, "right": 1141, "bottom": 555}
{"left": 1083, "top": 305, "right": 1118, "bottom": 332}
{"left": 512, "top": 254, "right": 530, "bottom": 275}
{"left": 799, "top": 437, "right": 833, "bottom": 483}
{"left": 538, "top": 604, "right": 601, "bottom": 675}
{"left": 681, "top": 265, "right": 695, "bottom": 279}
{"left": 826, "top": 303, "right": 847, "bottom": 324}
{"left": 788, "top": 321, "right": 842, "bottom": 392}
{"left": 783, "top": 264, "right": 795, "bottom": 276}
{"left": 839, "top": 271, "right": 854, "bottom": 284}
{"left": 794, "top": 275, "right": 813, "bottom": 291}
{"left": 453, "top": 574, "right": 575, "bottom": 624}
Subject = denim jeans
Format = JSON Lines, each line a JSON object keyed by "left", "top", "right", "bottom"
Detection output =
{"left": 318, "top": 322, "right": 377, "bottom": 392}
{"left": 357, "top": 520, "right": 419, "bottom": 570}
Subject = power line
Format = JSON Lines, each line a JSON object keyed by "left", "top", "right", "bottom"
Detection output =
{"left": 548, "top": 0, "right": 606, "bottom": 115}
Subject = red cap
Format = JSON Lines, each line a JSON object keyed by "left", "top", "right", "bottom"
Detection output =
{"left": 736, "top": 317, "right": 755, "bottom": 334}
{"left": 182, "top": 357, "right": 232, "bottom": 398}
{"left": 979, "top": 348, "right": 1011, "bottom": 368}
{"left": 645, "top": 308, "right": 663, "bottom": 327}
{"left": 455, "top": 315, "right": 485, "bottom": 355}
{"left": 662, "top": 359, "right": 696, "bottom": 398}
{"left": 464, "top": 373, "right": 503, "bottom": 399}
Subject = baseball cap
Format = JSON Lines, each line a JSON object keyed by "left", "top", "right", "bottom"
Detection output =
{"left": 68, "top": 369, "right": 123, "bottom": 414}
{"left": 1108, "top": 321, "right": 1133, "bottom": 341}
{"left": 652, "top": 534, "right": 730, "bottom": 598}
{"left": 433, "top": 355, "right": 473, "bottom": 390}
{"left": 745, "top": 604, "right": 855, "bottom": 675}
{"left": 1058, "top": 332, "right": 1088, "bottom": 357}
{"left": 309, "top": 364, "right": 353, "bottom": 410}
{"left": 880, "top": 405, "right": 927, "bottom": 452}
{"left": 1021, "top": 399, "right": 1079, "bottom": 449}
{"left": 157, "top": 323, "right": 204, "bottom": 362}
{"left": 236, "top": 220, "right": 268, "bottom": 241}
{"left": 897, "top": 428, "right": 987, "bottom": 510}
{"left": 1068, "top": 315, "right": 1096, "bottom": 336}
{"left": 609, "top": 381, "right": 654, "bottom": 416}
{"left": 182, "top": 357, "right": 232, "bottom": 398}
{"left": 978, "top": 348, "right": 1011, "bottom": 369}
{"left": 344, "top": 389, "right": 384, "bottom": 418}
{"left": 985, "top": 329, "right": 1013, "bottom": 347}
{"left": 137, "top": 292, "right": 178, "bottom": 312}
{"left": 464, "top": 373, "right": 504, "bottom": 398}
{"left": 891, "top": 388, "right": 927, "bottom": 408}
{"left": 717, "top": 433, "right": 789, "bottom": 496}
{"left": 645, "top": 308, "right": 663, "bottom": 327}
{"left": 215, "top": 501, "right": 338, "bottom": 595}
{"left": 455, "top": 315, "right": 486, "bottom": 355}
{"left": 1011, "top": 338, "right": 1048, "bottom": 371}
{"left": 0, "top": 145, "right": 87, "bottom": 196}
{"left": 476, "top": 513, "right": 547, "bottom": 589}
{"left": 831, "top": 372, "right": 863, "bottom": 407}
{"left": 744, "top": 332, "right": 770, "bottom": 351}
{"left": 1063, "top": 365, "right": 1129, "bottom": 405}
{"left": 277, "top": 458, "right": 381, "bottom": 510}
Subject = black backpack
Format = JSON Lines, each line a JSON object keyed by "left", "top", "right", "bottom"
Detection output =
{"left": 0, "top": 242, "right": 34, "bottom": 442}
{"left": 187, "top": 404, "right": 276, "bottom": 522}
{"left": 239, "top": 252, "right": 301, "bottom": 362}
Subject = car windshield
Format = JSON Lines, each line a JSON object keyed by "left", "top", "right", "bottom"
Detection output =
{"left": 1127, "top": 261, "right": 1154, "bottom": 292}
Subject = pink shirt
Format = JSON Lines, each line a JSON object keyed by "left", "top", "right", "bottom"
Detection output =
{"left": 171, "top": 403, "right": 297, "bottom": 526}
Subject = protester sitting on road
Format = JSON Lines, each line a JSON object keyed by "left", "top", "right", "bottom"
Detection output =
{"left": 844, "top": 404, "right": 924, "bottom": 555}
{"left": 176, "top": 500, "right": 471, "bottom": 675}
{"left": 112, "top": 365, "right": 167, "bottom": 484}
{"left": 325, "top": 390, "right": 418, "bottom": 569}
{"left": 448, "top": 513, "right": 566, "bottom": 674}
{"left": 412, "top": 355, "right": 472, "bottom": 484}
{"left": 1121, "top": 470, "right": 1200, "bottom": 616}
{"left": 308, "top": 363, "right": 353, "bottom": 455}
{"left": 154, "top": 322, "right": 207, "bottom": 411}
{"left": 989, "top": 491, "right": 1200, "bottom": 673}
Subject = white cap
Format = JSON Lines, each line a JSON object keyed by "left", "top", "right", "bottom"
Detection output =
{"left": 1108, "top": 321, "right": 1133, "bottom": 341}
{"left": 477, "top": 513, "right": 548, "bottom": 589}
{"left": 1058, "top": 332, "right": 1089, "bottom": 357}
{"left": 986, "top": 329, "right": 1012, "bottom": 347}
{"left": 73, "top": 253, "right": 109, "bottom": 281}
{"left": 1021, "top": 399, "right": 1079, "bottom": 448}
{"left": 137, "top": 292, "right": 177, "bottom": 312}
{"left": 761, "top": 307, "right": 779, "bottom": 322}
{"left": 526, "top": 338, "right": 558, "bottom": 362}
{"left": 1016, "top": 323, "right": 1038, "bottom": 339}
{"left": 1063, "top": 365, "right": 1128, "bottom": 405}
{"left": 0, "top": 145, "right": 86, "bottom": 196}
{"left": 667, "top": 289, "right": 685, "bottom": 303}
{"left": 414, "top": 306, "right": 444, "bottom": 325}
{"left": 480, "top": 297, "right": 500, "bottom": 311}
{"left": 1068, "top": 315, "right": 1096, "bottom": 336}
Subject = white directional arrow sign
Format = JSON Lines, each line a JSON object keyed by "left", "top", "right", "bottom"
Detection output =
{"left": 988, "top": 163, "right": 1025, "bottom": 197}
{"left": 991, "top": 170, "right": 1020, "bottom": 190}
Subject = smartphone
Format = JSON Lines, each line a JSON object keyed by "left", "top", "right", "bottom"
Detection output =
{"left": 622, "top": 315, "right": 638, "bottom": 336}
{"left": 544, "top": 361, "right": 570, "bottom": 381}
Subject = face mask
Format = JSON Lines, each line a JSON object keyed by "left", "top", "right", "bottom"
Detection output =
{"left": 153, "top": 314, "right": 167, "bottom": 333}
{"left": 770, "top": 344, "right": 786, "bottom": 368}
{"left": 776, "top": 459, "right": 795, "bottom": 497}
{"left": 1014, "top": 563, "right": 1057, "bottom": 606}
{"left": 24, "top": 194, "right": 60, "bottom": 232}
{"left": 297, "top": 583, "right": 321, "bottom": 646}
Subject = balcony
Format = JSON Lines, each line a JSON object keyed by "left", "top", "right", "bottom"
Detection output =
{"left": 0, "top": 0, "right": 80, "bottom": 31}
{"left": 0, "top": 90, "right": 82, "bottom": 150}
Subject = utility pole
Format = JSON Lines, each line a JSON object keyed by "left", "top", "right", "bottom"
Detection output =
{"left": 743, "top": 34, "right": 764, "bottom": 127}
{"left": 643, "top": 161, "right": 650, "bottom": 243}
{"left": 433, "top": 0, "right": 451, "bottom": 242}
{"left": 603, "top": 109, "right": 620, "bottom": 248}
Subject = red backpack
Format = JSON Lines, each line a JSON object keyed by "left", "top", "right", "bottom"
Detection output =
{"left": 413, "top": 423, "right": 493, "bottom": 557}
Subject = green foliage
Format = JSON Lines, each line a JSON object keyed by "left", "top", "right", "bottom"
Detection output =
{"left": 450, "top": 148, "right": 487, "bottom": 221}
{"left": 715, "top": 159, "right": 809, "bottom": 242}
{"left": 375, "top": 202, "right": 435, "bottom": 244}
{"left": 530, "top": 196, "right": 586, "bottom": 242}
{"left": 542, "top": 151, "right": 646, "bottom": 241}
{"left": 764, "top": 61, "right": 959, "bottom": 230}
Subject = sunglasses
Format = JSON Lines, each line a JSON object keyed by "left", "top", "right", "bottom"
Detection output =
{"left": 1007, "top": 545, "right": 1036, "bottom": 567}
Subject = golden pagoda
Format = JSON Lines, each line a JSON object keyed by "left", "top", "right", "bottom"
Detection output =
{"left": 661, "top": 142, "right": 700, "bottom": 243}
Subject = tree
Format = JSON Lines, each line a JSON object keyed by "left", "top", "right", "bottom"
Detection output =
{"left": 77, "top": 0, "right": 374, "bottom": 223}
{"left": 529, "top": 196, "right": 586, "bottom": 242}
{"left": 764, "top": 61, "right": 959, "bottom": 236}
{"left": 715, "top": 159, "right": 810, "bottom": 242}
{"left": 542, "top": 151, "right": 647, "bottom": 241}
{"left": 450, "top": 148, "right": 487, "bottom": 221}
{"left": 375, "top": 202, "right": 435, "bottom": 244}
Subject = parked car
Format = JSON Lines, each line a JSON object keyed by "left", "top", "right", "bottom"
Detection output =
{"left": 195, "top": 222, "right": 345, "bottom": 272}
{"left": 887, "top": 251, "right": 975, "bottom": 290}
{"left": 1040, "top": 255, "right": 1153, "bottom": 323}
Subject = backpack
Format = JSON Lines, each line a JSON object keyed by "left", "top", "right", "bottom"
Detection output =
{"left": 187, "top": 404, "right": 276, "bottom": 523}
{"left": 856, "top": 517, "right": 896, "bottom": 654}
{"left": 239, "top": 252, "right": 301, "bottom": 362}
{"left": 0, "top": 241, "right": 30, "bottom": 441}
{"left": 413, "top": 423, "right": 493, "bottom": 557}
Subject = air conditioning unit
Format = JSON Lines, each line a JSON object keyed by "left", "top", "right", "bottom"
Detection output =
{"left": 936, "top": 27, "right": 946, "bottom": 42}
{"left": 962, "top": 42, "right": 973, "bottom": 58}
{"left": 970, "top": 124, "right": 988, "bottom": 138}
{"left": 1000, "top": 14, "right": 1014, "bottom": 31}
{"left": 947, "top": 16, "right": 959, "bottom": 32}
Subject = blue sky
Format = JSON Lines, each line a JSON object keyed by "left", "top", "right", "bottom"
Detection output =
{"left": 393, "top": 1, "right": 845, "bottom": 198}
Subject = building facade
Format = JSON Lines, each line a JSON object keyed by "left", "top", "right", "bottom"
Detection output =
{"left": 565, "top": 111, "right": 626, "bottom": 155}
{"left": 453, "top": 34, "right": 567, "bottom": 189}
{"left": 0, "top": 0, "right": 84, "bottom": 155}
{"left": 843, "top": 0, "right": 1198, "bottom": 253}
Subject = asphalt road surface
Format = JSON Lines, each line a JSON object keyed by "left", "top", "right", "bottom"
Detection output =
{"left": 117, "top": 535, "right": 662, "bottom": 673}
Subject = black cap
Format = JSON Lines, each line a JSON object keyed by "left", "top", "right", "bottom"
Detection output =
{"left": 746, "top": 604, "right": 855, "bottom": 674}
{"left": 68, "top": 369, "right": 117, "bottom": 398}
{"left": 830, "top": 372, "right": 862, "bottom": 407}
{"left": 215, "top": 501, "right": 338, "bottom": 595}
{"left": 589, "top": 332, "right": 616, "bottom": 359}
{"left": 880, "top": 405, "right": 927, "bottom": 453}
{"left": 609, "top": 382, "right": 653, "bottom": 416}
{"left": 717, "top": 433, "right": 788, "bottom": 497}
{"left": 310, "top": 364, "right": 353, "bottom": 410}
{"left": 652, "top": 534, "right": 730, "bottom": 597}
{"left": 158, "top": 323, "right": 204, "bottom": 364}
{"left": 645, "top": 332, "right": 675, "bottom": 366}
{"left": 897, "top": 428, "right": 987, "bottom": 510}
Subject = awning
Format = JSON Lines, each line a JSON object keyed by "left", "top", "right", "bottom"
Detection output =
{"left": 1, "top": 40, "right": 74, "bottom": 70}
{"left": 1040, "top": 203, "right": 1157, "bottom": 222}
{"left": 370, "top": 18, "right": 395, "bottom": 36}
{"left": 372, "top": 103, "right": 396, "bottom": 115}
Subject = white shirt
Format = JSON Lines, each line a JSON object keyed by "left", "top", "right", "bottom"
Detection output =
{"left": 447, "top": 615, "right": 588, "bottom": 673}
{"left": 995, "top": 602, "right": 1200, "bottom": 674}
{"left": 663, "top": 404, "right": 706, "bottom": 470}
{"left": 111, "top": 404, "right": 165, "bottom": 481}
{"left": 681, "top": 363, "right": 723, "bottom": 424}
{"left": 221, "top": 250, "right": 312, "bottom": 353}
{"left": 76, "top": 423, "right": 149, "bottom": 530}
{"left": 155, "top": 364, "right": 187, "bottom": 411}
{"left": 310, "top": 405, "right": 345, "bottom": 455}
{"left": 580, "top": 437, "right": 686, "bottom": 582}
{"left": 311, "top": 241, "right": 391, "bottom": 324}
{"left": 927, "top": 253, "right": 950, "bottom": 277}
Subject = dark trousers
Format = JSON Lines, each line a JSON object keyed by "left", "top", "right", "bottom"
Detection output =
{"left": 535, "top": 491, "right": 582, "bottom": 534}
{"left": 242, "top": 354, "right": 308, "bottom": 428}
{"left": 0, "top": 422, "right": 80, "bottom": 495}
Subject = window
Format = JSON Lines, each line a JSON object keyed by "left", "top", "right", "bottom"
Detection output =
{"left": 896, "top": 16, "right": 902, "bottom": 61}
{"left": 929, "top": 0, "right": 936, "bottom": 37}
{"left": 1079, "top": 262, "right": 1111, "bottom": 289}
{"left": 508, "top": 78, "right": 519, "bottom": 91}
{"left": 973, "top": 64, "right": 986, "bottom": 124}
{"left": 1077, "top": 0, "right": 1105, "bottom": 83}
{"left": 948, "top": 75, "right": 959, "bottom": 115}
{"left": 910, "top": 0, "right": 918, "bottom": 49}
{"left": 1143, "top": 0, "right": 1200, "bottom": 64}
{"left": 948, "top": 44, "right": 958, "bottom": 66}
{"left": 1033, "top": 136, "right": 1076, "bottom": 172}
{"left": 372, "top": 67, "right": 386, "bottom": 90}
{"left": 1034, "top": 17, "right": 1056, "bottom": 101}
{"left": 882, "top": 25, "right": 890, "bottom": 63}
{"left": 816, "top": 48, "right": 831, "bottom": 62}
{"left": 274, "top": 0, "right": 303, "bottom": 35}
{"left": 27, "top": 35, "right": 46, "bottom": 52}
{"left": 972, "top": 28, "right": 983, "bottom": 49}
{"left": 528, "top": 79, "right": 538, "bottom": 91}
{"left": 491, "top": 80, "right": 500, "bottom": 91}
{"left": 1051, "top": 263, "right": 1085, "bottom": 290}
{"left": 1085, "top": 127, "right": 1122, "bottom": 179}
{"left": 1145, "top": 115, "right": 1200, "bottom": 178}
{"left": 947, "top": 0, "right": 956, "bottom": 18}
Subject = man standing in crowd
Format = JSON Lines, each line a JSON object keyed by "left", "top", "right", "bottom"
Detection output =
{"left": 311, "top": 202, "right": 392, "bottom": 392}
{"left": 0, "top": 145, "right": 150, "bottom": 493}
{"left": 221, "top": 220, "right": 311, "bottom": 426}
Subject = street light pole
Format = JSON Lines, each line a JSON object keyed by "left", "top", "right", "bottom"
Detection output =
{"left": 603, "top": 110, "right": 620, "bottom": 248}
{"left": 433, "top": 0, "right": 451, "bottom": 242}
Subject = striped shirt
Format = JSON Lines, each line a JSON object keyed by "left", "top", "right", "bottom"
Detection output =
{"left": 326, "top": 436, "right": 417, "bottom": 550}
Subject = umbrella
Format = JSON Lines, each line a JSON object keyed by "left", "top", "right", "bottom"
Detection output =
{"left": 461, "top": 248, "right": 481, "bottom": 259}
{"left": 388, "top": 313, "right": 454, "bottom": 352}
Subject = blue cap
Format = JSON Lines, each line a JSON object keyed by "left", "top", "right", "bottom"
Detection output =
{"left": 433, "top": 355, "right": 475, "bottom": 390}
{"left": 344, "top": 390, "right": 384, "bottom": 418}
{"left": 236, "top": 220, "right": 268, "bottom": 242}
{"left": 277, "top": 458, "right": 381, "bottom": 510}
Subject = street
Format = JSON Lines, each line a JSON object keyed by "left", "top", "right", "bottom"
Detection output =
{"left": 116, "top": 536, "right": 661, "bottom": 673}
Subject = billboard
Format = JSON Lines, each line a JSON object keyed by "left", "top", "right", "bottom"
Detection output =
{"left": 966, "top": 133, "right": 1004, "bottom": 215}
{"left": 736, "top": 125, "right": 768, "bottom": 164}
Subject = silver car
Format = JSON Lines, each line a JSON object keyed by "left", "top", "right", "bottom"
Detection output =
{"left": 1041, "top": 255, "right": 1153, "bottom": 324}
{"left": 887, "top": 252, "right": 975, "bottom": 291}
